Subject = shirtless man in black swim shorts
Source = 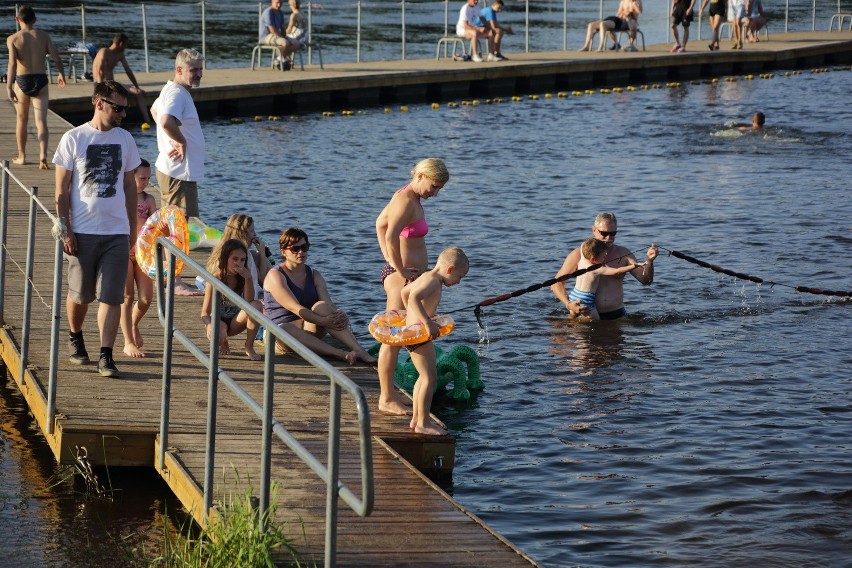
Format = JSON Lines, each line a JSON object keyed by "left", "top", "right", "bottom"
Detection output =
{"left": 6, "top": 5, "right": 66, "bottom": 169}
{"left": 551, "top": 212, "right": 659, "bottom": 321}
{"left": 578, "top": 0, "right": 643, "bottom": 52}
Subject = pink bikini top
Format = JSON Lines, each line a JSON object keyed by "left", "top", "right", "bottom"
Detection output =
{"left": 397, "top": 186, "right": 429, "bottom": 239}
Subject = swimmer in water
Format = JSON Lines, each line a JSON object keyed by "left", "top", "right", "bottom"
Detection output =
{"left": 736, "top": 111, "right": 765, "bottom": 131}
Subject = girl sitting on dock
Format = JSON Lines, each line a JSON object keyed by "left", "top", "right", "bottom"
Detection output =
{"left": 201, "top": 239, "right": 263, "bottom": 360}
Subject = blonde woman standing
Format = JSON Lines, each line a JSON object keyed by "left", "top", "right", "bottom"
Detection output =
{"left": 375, "top": 158, "right": 449, "bottom": 415}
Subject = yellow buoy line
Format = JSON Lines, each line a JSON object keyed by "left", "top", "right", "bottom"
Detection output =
{"left": 214, "top": 65, "right": 849, "bottom": 125}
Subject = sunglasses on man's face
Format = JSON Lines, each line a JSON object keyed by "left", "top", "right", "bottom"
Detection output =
{"left": 596, "top": 228, "right": 617, "bottom": 238}
{"left": 284, "top": 243, "right": 310, "bottom": 253}
{"left": 101, "top": 99, "right": 128, "bottom": 113}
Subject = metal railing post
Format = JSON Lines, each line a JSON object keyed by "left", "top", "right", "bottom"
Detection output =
{"left": 201, "top": 1, "right": 207, "bottom": 68}
{"left": 525, "top": 0, "right": 530, "bottom": 53}
{"left": 325, "top": 381, "right": 342, "bottom": 568}
{"left": 19, "top": 186, "right": 38, "bottom": 387}
{"left": 812, "top": 0, "right": 816, "bottom": 31}
{"left": 202, "top": 286, "right": 222, "bottom": 523}
{"left": 142, "top": 4, "right": 150, "bottom": 73}
{"left": 563, "top": 0, "right": 569, "bottom": 51}
{"left": 785, "top": 0, "right": 789, "bottom": 32}
{"left": 308, "top": 1, "right": 314, "bottom": 65}
{"left": 401, "top": 0, "right": 406, "bottom": 60}
{"left": 157, "top": 242, "right": 176, "bottom": 470}
{"left": 0, "top": 161, "right": 9, "bottom": 322}
{"left": 259, "top": 335, "right": 276, "bottom": 533}
{"left": 80, "top": 5, "right": 89, "bottom": 75}
{"left": 356, "top": 1, "right": 362, "bottom": 63}
{"left": 46, "top": 235, "right": 64, "bottom": 435}
{"left": 444, "top": 0, "right": 449, "bottom": 36}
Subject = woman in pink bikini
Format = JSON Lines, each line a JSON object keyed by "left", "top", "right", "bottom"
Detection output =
{"left": 374, "top": 158, "right": 449, "bottom": 415}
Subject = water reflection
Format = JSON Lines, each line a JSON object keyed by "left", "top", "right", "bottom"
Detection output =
{"left": 548, "top": 317, "right": 628, "bottom": 374}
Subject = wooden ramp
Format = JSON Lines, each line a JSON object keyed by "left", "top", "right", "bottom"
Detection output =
{"left": 0, "top": 106, "right": 536, "bottom": 565}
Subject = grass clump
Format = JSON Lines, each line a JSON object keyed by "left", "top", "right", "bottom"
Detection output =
{"left": 150, "top": 481, "right": 307, "bottom": 568}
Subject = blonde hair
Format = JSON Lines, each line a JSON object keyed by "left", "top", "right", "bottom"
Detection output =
{"left": 410, "top": 158, "right": 449, "bottom": 185}
{"left": 207, "top": 214, "right": 254, "bottom": 273}
{"left": 175, "top": 48, "right": 204, "bottom": 69}
{"left": 436, "top": 246, "right": 469, "bottom": 271}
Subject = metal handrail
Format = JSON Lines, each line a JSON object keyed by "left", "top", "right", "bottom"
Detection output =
{"left": 152, "top": 237, "right": 374, "bottom": 568}
{"left": 0, "top": 161, "right": 66, "bottom": 437}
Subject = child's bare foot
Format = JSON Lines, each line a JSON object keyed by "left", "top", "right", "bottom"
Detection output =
{"left": 245, "top": 345, "right": 263, "bottom": 361}
{"left": 413, "top": 421, "right": 448, "bottom": 436}
{"left": 578, "top": 47, "right": 590, "bottom": 52}
{"left": 378, "top": 398, "right": 412, "bottom": 416}
{"left": 219, "top": 340, "right": 231, "bottom": 356}
{"left": 39, "top": 159, "right": 50, "bottom": 170}
{"left": 123, "top": 342, "right": 146, "bottom": 358}
{"left": 12, "top": 157, "right": 26, "bottom": 165}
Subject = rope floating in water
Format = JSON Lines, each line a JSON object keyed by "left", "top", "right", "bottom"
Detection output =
{"left": 662, "top": 247, "right": 851, "bottom": 297}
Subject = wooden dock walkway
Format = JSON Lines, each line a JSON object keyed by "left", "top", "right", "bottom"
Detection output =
{"left": 45, "top": 31, "right": 852, "bottom": 122}
{"left": 0, "top": 114, "right": 536, "bottom": 565}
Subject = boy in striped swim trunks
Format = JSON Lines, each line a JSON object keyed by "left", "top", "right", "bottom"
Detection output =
{"left": 569, "top": 237, "right": 643, "bottom": 320}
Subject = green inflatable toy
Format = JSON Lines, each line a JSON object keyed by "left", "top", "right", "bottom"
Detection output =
{"left": 368, "top": 343, "right": 483, "bottom": 401}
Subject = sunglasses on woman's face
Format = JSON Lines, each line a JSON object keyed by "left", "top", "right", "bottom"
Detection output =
{"left": 284, "top": 243, "right": 310, "bottom": 253}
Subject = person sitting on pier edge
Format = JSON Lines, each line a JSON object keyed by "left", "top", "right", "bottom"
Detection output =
{"left": 259, "top": 0, "right": 303, "bottom": 70}
{"left": 480, "top": 0, "right": 513, "bottom": 61}
{"left": 700, "top": 0, "right": 726, "bottom": 51}
{"left": 207, "top": 214, "right": 271, "bottom": 301}
{"left": 201, "top": 239, "right": 263, "bottom": 361}
{"left": 670, "top": 0, "right": 695, "bottom": 52}
{"left": 743, "top": 0, "right": 767, "bottom": 43}
{"left": 579, "top": 0, "right": 643, "bottom": 52}
{"left": 456, "top": 0, "right": 493, "bottom": 63}
{"left": 263, "top": 227, "right": 377, "bottom": 366}
{"left": 551, "top": 212, "right": 658, "bottom": 320}
{"left": 54, "top": 80, "right": 142, "bottom": 377}
{"left": 92, "top": 32, "right": 152, "bottom": 124}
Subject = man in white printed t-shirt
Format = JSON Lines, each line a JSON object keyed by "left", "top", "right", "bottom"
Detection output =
{"left": 151, "top": 48, "right": 206, "bottom": 296}
{"left": 456, "top": 0, "right": 493, "bottom": 62}
{"left": 54, "top": 80, "right": 141, "bottom": 378}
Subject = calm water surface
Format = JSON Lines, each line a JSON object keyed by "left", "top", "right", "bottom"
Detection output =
{"left": 2, "top": 28, "right": 851, "bottom": 568}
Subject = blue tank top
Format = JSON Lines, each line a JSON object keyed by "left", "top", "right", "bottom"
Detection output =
{"left": 263, "top": 265, "right": 319, "bottom": 324}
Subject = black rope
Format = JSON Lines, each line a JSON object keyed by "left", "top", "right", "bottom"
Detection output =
{"left": 660, "top": 246, "right": 852, "bottom": 297}
{"left": 445, "top": 247, "right": 647, "bottom": 316}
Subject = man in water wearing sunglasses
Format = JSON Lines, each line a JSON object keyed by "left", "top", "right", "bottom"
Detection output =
{"left": 551, "top": 211, "right": 658, "bottom": 320}
{"left": 53, "top": 80, "right": 142, "bottom": 377}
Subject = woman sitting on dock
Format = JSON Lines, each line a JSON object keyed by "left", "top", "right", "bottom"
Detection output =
{"left": 262, "top": 227, "right": 376, "bottom": 365}
{"left": 201, "top": 239, "right": 263, "bottom": 361}
{"left": 579, "top": 0, "right": 643, "bottom": 52}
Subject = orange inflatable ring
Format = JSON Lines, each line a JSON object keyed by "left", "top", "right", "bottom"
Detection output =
{"left": 368, "top": 310, "right": 455, "bottom": 347}
{"left": 135, "top": 205, "right": 189, "bottom": 278}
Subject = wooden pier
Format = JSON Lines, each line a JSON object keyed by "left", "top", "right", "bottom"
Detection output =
{"left": 2, "top": 32, "right": 851, "bottom": 565}
{"left": 45, "top": 31, "right": 852, "bottom": 123}
{"left": 0, "top": 114, "right": 534, "bottom": 566}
